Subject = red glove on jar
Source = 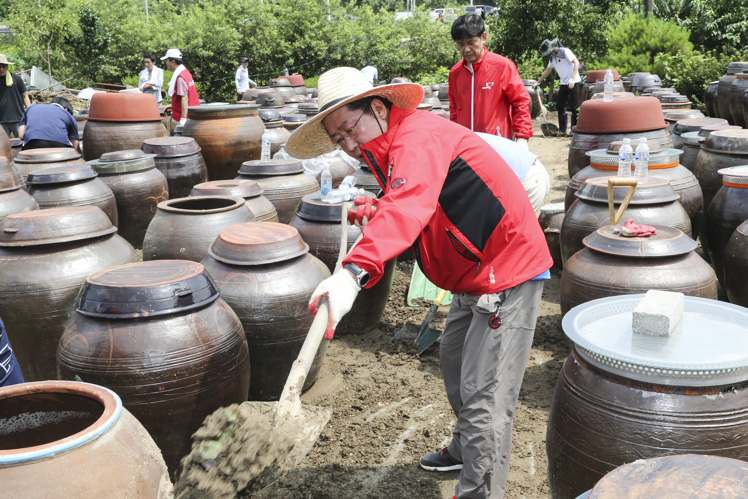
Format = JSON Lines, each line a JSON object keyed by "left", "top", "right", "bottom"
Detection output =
{"left": 347, "top": 196, "right": 378, "bottom": 228}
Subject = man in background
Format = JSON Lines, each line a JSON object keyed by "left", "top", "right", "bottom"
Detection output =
{"left": 162, "top": 48, "right": 200, "bottom": 129}
{"left": 360, "top": 62, "right": 378, "bottom": 85}
{"left": 0, "top": 54, "right": 31, "bottom": 138}
{"left": 533, "top": 38, "right": 581, "bottom": 136}
{"left": 235, "top": 57, "right": 256, "bottom": 101}
{"left": 19, "top": 97, "right": 80, "bottom": 150}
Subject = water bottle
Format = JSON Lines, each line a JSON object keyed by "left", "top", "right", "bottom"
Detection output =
{"left": 320, "top": 164, "right": 332, "bottom": 199}
{"left": 617, "top": 138, "right": 633, "bottom": 177}
{"left": 261, "top": 130, "right": 272, "bottom": 161}
{"left": 603, "top": 68, "right": 614, "bottom": 102}
{"left": 635, "top": 137, "right": 650, "bottom": 184}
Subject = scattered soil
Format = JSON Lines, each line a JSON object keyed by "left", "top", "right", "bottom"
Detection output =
{"left": 27, "top": 90, "right": 91, "bottom": 113}
{"left": 218, "top": 114, "right": 573, "bottom": 499}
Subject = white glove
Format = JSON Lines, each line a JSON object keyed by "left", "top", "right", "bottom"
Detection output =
{"left": 568, "top": 82, "right": 574, "bottom": 89}
{"left": 179, "top": 118, "right": 187, "bottom": 126}
{"left": 308, "top": 269, "right": 361, "bottom": 340}
{"left": 515, "top": 138, "right": 529, "bottom": 150}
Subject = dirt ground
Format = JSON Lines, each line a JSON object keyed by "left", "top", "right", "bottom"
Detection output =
{"left": 249, "top": 115, "right": 570, "bottom": 499}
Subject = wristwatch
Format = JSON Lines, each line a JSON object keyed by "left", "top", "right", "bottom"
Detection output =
{"left": 344, "top": 263, "right": 370, "bottom": 287}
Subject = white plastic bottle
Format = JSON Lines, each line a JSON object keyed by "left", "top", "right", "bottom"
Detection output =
{"left": 320, "top": 164, "right": 332, "bottom": 199}
{"left": 261, "top": 129, "right": 272, "bottom": 161}
{"left": 617, "top": 138, "right": 633, "bottom": 177}
{"left": 603, "top": 68, "right": 614, "bottom": 102}
{"left": 635, "top": 137, "right": 650, "bottom": 184}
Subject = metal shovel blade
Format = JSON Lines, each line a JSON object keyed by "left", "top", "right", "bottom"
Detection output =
{"left": 415, "top": 326, "right": 443, "bottom": 355}
{"left": 391, "top": 322, "right": 420, "bottom": 342}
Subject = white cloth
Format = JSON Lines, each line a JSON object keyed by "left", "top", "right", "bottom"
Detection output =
{"left": 138, "top": 66, "right": 164, "bottom": 103}
{"left": 167, "top": 64, "right": 186, "bottom": 97}
{"left": 360, "top": 65, "right": 378, "bottom": 85}
{"left": 546, "top": 47, "right": 581, "bottom": 85}
{"left": 476, "top": 133, "right": 536, "bottom": 180}
{"left": 235, "top": 65, "right": 255, "bottom": 93}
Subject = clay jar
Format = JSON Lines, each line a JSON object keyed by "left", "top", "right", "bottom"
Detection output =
{"left": 0, "top": 207, "right": 138, "bottom": 381}
{"left": 522, "top": 79, "right": 544, "bottom": 118}
{"left": 353, "top": 162, "right": 382, "bottom": 194}
{"left": 729, "top": 73, "right": 748, "bottom": 127}
{"left": 14, "top": 147, "right": 87, "bottom": 183}
{"left": 236, "top": 159, "right": 319, "bottom": 223}
{"left": 718, "top": 62, "right": 748, "bottom": 124}
{"left": 679, "top": 131, "right": 704, "bottom": 172}
{"left": 183, "top": 103, "right": 264, "bottom": 180}
{"left": 26, "top": 164, "right": 119, "bottom": 227}
{"left": 694, "top": 129, "right": 748, "bottom": 211}
{"left": 702, "top": 166, "right": 748, "bottom": 289}
{"left": 58, "top": 260, "right": 250, "bottom": 476}
{"left": 263, "top": 119, "right": 291, "bottom": 156}
{"left": 561, "top": 177, "right": 691, "bottom": 263}
{"left": 142, "top": 195, "right": 255, "bottom": 262}
{"left": 314, "top": 152, "right": 357, "bottom": 187}
{"left": 87, "top": 149, "right": 169, "bottom": 249}
{"left": 705, "top": 81, "right": 720, "bottom": 118}
{"left": 283, "top": 113, "right": 307, "bottom": 133}
{"left": 0, "top": 380, "right": 172, "bottom": 497}
{"left": 200, "top": 222, "right": 330, "bottom": 401}
{"left": 582, "top": 70, "right": 620, "bottom": 101}
{"left": 0, "top": 165, "right": 37, "bottom": 222}
{"left": 82, "top": 92, "right": 168, "bottom": 161}
{"left": 663, "top": 109, "right": 705, "bottom": 134}
{"left": 190, "top": 179, "right": 279, "bottom": 222}
{"left": 629, "top": 72, "right": 662, "bottom": 94}
{"left": 560, "top": 225, "right": 717, "bottom": 314}
{"left": 141, "top": 136, "right": 208, "bottom": 199}
{"left": 724, "top": 220, "right": 748, "bottom": 306}
{"left": 10, "top": 138, "right": 21, "bottom": 159}
{"left": 290, "top": 192, "right": 396, "bottom": 335}
{"left": 538, "top": 202, "right": 564, "bottom": 270}
{"left": 671, "top": 117, "right": 727, "bottom": 150}
{"left": 569, "top": 97, "right": 671, "bottom": 177}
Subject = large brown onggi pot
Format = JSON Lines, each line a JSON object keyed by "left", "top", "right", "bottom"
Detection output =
{"left": 561, "top": 177, "right": 691, "bottom": 263}
{"left": 82, "top": 92, "right": 167, "bottom": 161}
{"left": 569, "top": 97, "right": 671, "bottom": 177}
{"left": 705, "top": 80, "right": 720, "bottom": 118}
{"left": 663, "top": 109, "right": 705, "bottom": 134}
{"left": 0, "top": 380, "right": 172, "bottom": 497}
{"left": 560, "top": 225, "right": 717, "bottom": 314}
{"left": 290, "top": 192, "right": 396, "bottom": 335}
{"left": 142, "top": 195, "right": 255, "bottom": 262}
{"left": 141, "top": 136, "right": 208, "bottom": 198}
{"left": 201, "top": 222, "right": 330, "bottom": 401}
{"left": 88, "top": 149, "right": 169, "bottom": 249}
{"left": 0, "top": 207, "right": 138, "bottom": 381}
{"left": 718, "top": 62, "right": 748, "bottom": 124}
{"left": 694, "top": 129, "right": 748, "bottom": 212}
{"left": 26, "top": 164, "right": 118, "bottom": 227}
{"left": 0, "top": 165, "right": 37, "bottom": 222}
{"left": 190, "top": 179, "right": 279, "bottom": 222}
{"left": 724, "top": 220, "right": 748, "bottom": 307}
{"left": 729, "top": 73, "right": 748, "bottom": 127}
{"left": 14, "top": 147, "right": 86, "bottom": 183}
{"left": 538, "top": 202, "right": 564, "bottom": 270}
{"left": 236, "top": 159, "right": 319, "bottom": 223}
{"left": 58, "top": 260, "right": 250, "bottom": 477}
{"left": 671, "top": 117, "right": 727, "bottom": 150}
{"left": 183, "top": 104, "right": 264, "bottom": 180}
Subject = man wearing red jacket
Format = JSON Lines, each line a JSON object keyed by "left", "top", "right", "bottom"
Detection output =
{"left": 161, "top": 48, "right": 200, "bottom": 129}
{"left": 286, "top": 67, "right": 551, "bottom": 498}
{"left": 448, "top": 14, "right": 532, "bottom": 149}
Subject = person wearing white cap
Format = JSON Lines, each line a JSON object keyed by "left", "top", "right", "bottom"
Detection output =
{"left": 286, "top": 67, "right": 551, "bottom": 499}
{"left": 0, "top": 54, "right": 31, "bottom": 138}
{"left": 161, "top": 48, "right": 199, "bottom": 127}
{"left": 235, "top": 57, "right": 256, "bottom": 101}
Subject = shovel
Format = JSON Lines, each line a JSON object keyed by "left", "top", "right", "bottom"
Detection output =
{"left": 391, "top": 288, "right": 449, "bottom": 355}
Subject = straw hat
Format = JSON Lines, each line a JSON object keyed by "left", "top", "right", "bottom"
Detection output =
{"left": 286, "top": 67, "right": 423, "bottom": 159}
{"left": 0, "top": 54, "right": 15, "bottom": 65}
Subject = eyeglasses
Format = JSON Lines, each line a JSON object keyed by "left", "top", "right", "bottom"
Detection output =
{"left": 332, "top": 110, "right": 366, "bottom": 149}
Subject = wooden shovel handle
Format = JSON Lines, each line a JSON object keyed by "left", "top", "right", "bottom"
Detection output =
{"left": 433, "top": 288, "right": 448, "bottom": 306}
{"left": 607, "top": 177, "right": 637, "bottom": 225}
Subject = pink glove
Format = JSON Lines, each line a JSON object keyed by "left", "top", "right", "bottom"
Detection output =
{"left": 620, "top": 218, "right": 657, "bottom": 237}
{"left": 347, "top": 196, "right": 378, "bottom": 227}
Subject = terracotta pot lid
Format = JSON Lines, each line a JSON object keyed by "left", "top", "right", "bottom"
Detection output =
{"left": 602, "top": 139, "right": 664, "bottom": 155}
{"left": 587, "top": 146, "right": 682, "bottom": 168}
{"left": 238, "top": 159, "right": 304, "bottom": 176}
{"left": 698, "top": 124, "right": 741, "bottom": 138}
{"left": 256, "top": 94, "right": 285, "bottom": 108}
{"left": 26, "top": 164, "right": 97, "bottom": 185}
{"left": 87, "top": 149, "right": 156, "bottom": 174}
{"left": 719, "top": 165, "right": 748, "bottom": 187}
{"left": 0, "top": 171, "right": 20, "bottom": 192}
{"left": 663, "top": 109, "right": 704, "bottom": 122}
{"left": 142, "top": 136, "right": 201, "bottom": 158}
{"left": 583, "top": 224, "right": 695, "bottom": 257}
{"left": 681, "top": 131, "right": 705, "bottom": 146}
{"left": 75, "top": 260, "right": 219, "bottom": 319}
{"left": 574, "top": 97, "right": 666, "bottom": 133}
{"left": 727, "top": 62, "right": 748, "bottom": 74}
{"left": 259, "top": 108, "right": 281, "bottom": 122}
{"left": 191, "top": 179, "right": 263, "bottom": 199}
{"left": 703, "top": 129, "right": 748, "bottom": 155}
{"left": 283, "top": 74, "right": 305, "bottom": 87}
{"left": 87, "top": 92, "right": 161, "bottom": 122}
{"left": 208, "top": 222, "right": 309, "bottom": 265}
{"left": 14, "top": 147, "right": 81, "bottom": 164}
{"left": 156, "top": 195, "right": 249, "bottom": 215}
{"left": 585, "top": 69, "right": 620, "bottom": 82}
{"left": 296, "top": 191, "right": 375, "bottom": 222}
{"left": 0, "top": 206, "right": 116, "bottom": 247}
{"left": 270, "top": 77, "right": 292, "bottom": 87}
{"left": 576, "top": 176, "right": 680, "bottom": 205}
{"left": 563, "top": 294, "right": 748, "bottom": 387}
{"left": 673, "top": 117, "right": 728, "bottom": 136}
{"left": 284, "top": 113, "right": 307, "bottom": 123}
{"left": 186, "top": 103, "right": 260, "bottom": 119}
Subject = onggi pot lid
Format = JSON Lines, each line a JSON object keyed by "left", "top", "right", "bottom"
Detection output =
{"left": 582, "top": 225, "right": 695, "bottom": 258}
{"left": 75, "top": 260, "right": 219, "bottom": 318}
{"left": 14, "top": 147, "right": 81, "bottom": 164}
{"left": 142, "top": 136, "right": 201, "bottom": 158}
{"left": 0, "top": 206, "right": 116, "bottom": 246}
{"left": 186, "top": 103, "right": 260, "bottom": 119}
{"left": 586, "top": 145, "right": 682, "bottom": 169}
{"left": 574, "top": 97, "right": 666, "bottom": 134}
{"left": 718, "top": 165, "right": 748, "bottom": 186}
{"left": 208, "top": 222, "right": 309, "bottom": 265}
{"left": 564, "top": 294, "right": 748, "bottom": 387}
{"left": 681, "top": 131, "right": 705, "bottom": 146}
{"left": 296, "top": 191, "right": 376, "bottom": 222}
{"left": 190, "top": 179, "right": 263, "bottom": 199}
{"left": 698, "top": 124, "right": 740, "bottom": 138}
{"left": 238, "top": 159, "right": 304, "bottom": 176}
{"left": 576, "top": 177, "right": 680, "bottom": 205}
{"left": 703, "top": 129, "right": 748, "bottom": 155}
{"left": 88, "top": 149, "right": 156, "bottom": 174}
{"left": 672, "top": 117, "right": 727, "bottom": 135}
{"left": 26, "top": 164, "right": 97, "bottom": 185}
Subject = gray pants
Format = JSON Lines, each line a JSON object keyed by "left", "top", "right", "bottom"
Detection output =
{"left": 441, "top": 279, "right": 544, "bottom": 498}
{"left": 1, "top": 123, "right": 19, "bottom": 138}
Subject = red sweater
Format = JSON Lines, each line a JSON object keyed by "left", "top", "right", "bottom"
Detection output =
{"left": 344, "top": 107, "right": 551, "bottom": 295}
{"left": 448, "top": 50, "right": 533, "bottom": 140}
{"left": 171, "top": 69, "right": 200, "bottom": 121}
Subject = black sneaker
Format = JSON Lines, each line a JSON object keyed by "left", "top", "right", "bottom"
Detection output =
{"left": 419, "top": 448, "right": 463, "bottom": 471}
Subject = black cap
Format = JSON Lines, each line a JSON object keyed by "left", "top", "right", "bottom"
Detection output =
{"left": 240, "top": 57, "right": 249, "bottom": 63}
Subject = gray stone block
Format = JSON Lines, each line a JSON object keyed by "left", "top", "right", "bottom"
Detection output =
{"left": 632, "top": 290, "right": 685, "bottom": 337}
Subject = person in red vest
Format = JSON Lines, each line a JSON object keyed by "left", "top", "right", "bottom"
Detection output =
{"left": 161, "top": 48, "right": 200, "bottom": 129}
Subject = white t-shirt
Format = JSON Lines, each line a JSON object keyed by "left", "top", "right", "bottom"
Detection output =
{"left": 360, "top": 65, "right": 378, "bottom": 85}
{"left": 547, "top": 48, "right": 581, "bottom": 85}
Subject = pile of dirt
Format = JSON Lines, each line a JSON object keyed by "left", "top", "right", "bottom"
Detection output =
{"left": 28, "top": 90, "right": 91, "bottom": 113}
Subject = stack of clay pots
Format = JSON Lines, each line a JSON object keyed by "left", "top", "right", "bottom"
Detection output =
{"left": 717, "top": 62, "right": 748, "bottom": 124}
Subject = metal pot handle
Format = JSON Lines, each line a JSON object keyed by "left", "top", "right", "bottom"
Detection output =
{"left": 607, "top": 177, "right": 637, "bottom": 225}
